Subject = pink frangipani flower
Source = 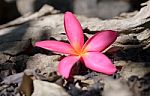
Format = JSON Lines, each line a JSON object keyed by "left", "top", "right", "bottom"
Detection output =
{"left": 35, "top": 12, "right": 117, "bottom": 78}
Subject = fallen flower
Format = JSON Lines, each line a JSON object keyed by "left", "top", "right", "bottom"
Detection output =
{"left": 35, "top": 12, "right": 117, "bottom": 78}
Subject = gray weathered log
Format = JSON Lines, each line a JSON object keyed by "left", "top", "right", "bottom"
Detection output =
{"left": 0, "top": 4, "right": 59, "bottom": 29}
{"left": 81, "top": 0, "right": 150, "bottom": 33}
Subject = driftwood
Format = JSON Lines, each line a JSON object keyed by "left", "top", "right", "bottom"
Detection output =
{"left": 82, "top": 1, "right": 150, "bottom": 33}
{"left": 0, "top": 4, "right": 59, "bottom": 29}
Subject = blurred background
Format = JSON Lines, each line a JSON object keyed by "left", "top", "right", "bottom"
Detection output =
{"left": 0, "top": 0, "right": 148, "bottom": 25}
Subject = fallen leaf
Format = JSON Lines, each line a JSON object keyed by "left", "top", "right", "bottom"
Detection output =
{"left": 19, "top": 73, "right": 34, "bottom": 96}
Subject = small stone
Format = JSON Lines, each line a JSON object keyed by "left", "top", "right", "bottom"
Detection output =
{"left": 0, "top": 53, "right": 10, "bottom": 64}
{"left": 32, "top": 80, "right": 70, "bottom": 96}
{"left": 120, "top": 62, "right": 150, "bottom": 80}
{"left": 26, "top": 53, "right": 61, "bottom": 74}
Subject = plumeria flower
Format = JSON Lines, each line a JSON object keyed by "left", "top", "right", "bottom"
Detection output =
{"left": 35, "top": 12, "right": 117, "bottom": 78}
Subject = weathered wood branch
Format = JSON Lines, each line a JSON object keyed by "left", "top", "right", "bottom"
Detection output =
{"left": 82, "top": 0, "right": 150, "bottom": 33}
{"left": 0, "top": 4, "right": 59, "bottom": 29}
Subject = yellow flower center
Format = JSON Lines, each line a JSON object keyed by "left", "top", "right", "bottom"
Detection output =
{"left": 72, "top": 43, "right": 87, "bottom": 57}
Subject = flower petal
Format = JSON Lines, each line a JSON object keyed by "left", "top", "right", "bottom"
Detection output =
{"left": 58, "top": 56, "right": 80, "bottom": 78}
{"left": 82, "top": 52, "right": 116, "bottom": 75}
{"left": 64, "top": 12, "right": 84, "bottom": 51}
{"left": 83, "top": 30, "right": 117, "bottom": 52}
{"left": 35, "top": 40, "right": 76, "bottom": 54}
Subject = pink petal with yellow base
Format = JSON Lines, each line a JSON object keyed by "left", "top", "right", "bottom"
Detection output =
{"left": 58, "top": 56, "right": 80, "bottom": 78}
{"left": 64, "top": 12, "right": 84, "bottom": 51}
{"left": 35, "top": 40, "right": 76, "bottom": 54}
{"left": 83, "top": 30, "right": 117, "bottom": 52}
{"left": 82, "top": 52, "right": 116, "bottom": 75}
